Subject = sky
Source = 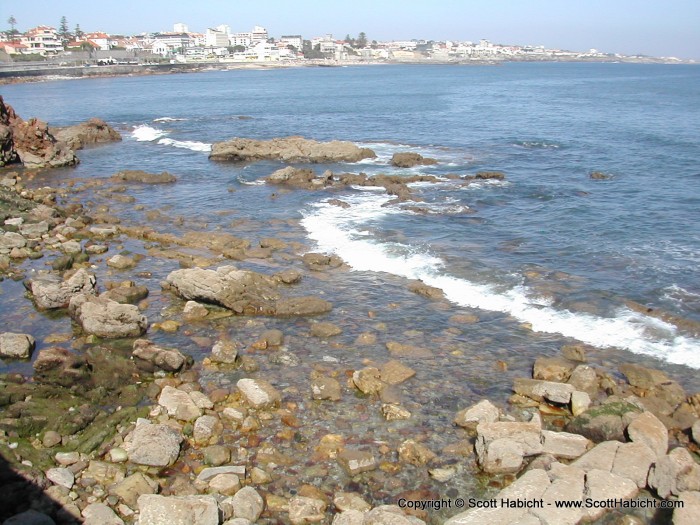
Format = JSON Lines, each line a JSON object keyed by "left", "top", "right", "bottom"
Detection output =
{"left": 2, "top": 0, "right": 699, "bottom": 59}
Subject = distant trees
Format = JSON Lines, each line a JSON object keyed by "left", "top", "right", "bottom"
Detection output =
{"left": 58, "top": 16, "right": 71, "bottom": 47}
{"left": 74, "top": 24, "right": 84, "bottom": 40}
{"left": 344, "top": 32, "right": 368, "bottom": 49}
{"left": 6, "top": 15, "right": 18, "bottom": 37}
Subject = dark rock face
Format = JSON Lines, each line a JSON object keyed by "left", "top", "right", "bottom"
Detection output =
{"left": 51, "top": 118, "right": 122, "bottom": 150}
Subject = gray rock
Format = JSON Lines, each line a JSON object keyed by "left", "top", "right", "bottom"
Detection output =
{"left": 19, "top": 220, "right": 49, "bottom": 239}
{"left": 132, "top": 339, "right": 191, "bottom": 373}
{"left": 532, "top": 463, "right": 586, "bottom": 525}
{"left": 332, "top": 510, "right": 365, "bottom": 525}
{"left": 533, "top": 356, "right": 575, "bottom": 382}
{"left": 69, "top": 293, "right": 148, "bottom": 338}
{"left": 125, "top": 419, "right": 182, "bottom": 467}
{"left": 648, "top": 447, "right": 700, "bottom": 498}
{"left": 29, "top": 268, "right": 96, "bottom": 309}
{"left": 107, "top": 254, "right": 136, "bottom": 269}
{"left": 476, "top": 414, "right": 543, "bottom": 461}
{"left": 570, "top": 390, "right": 591, "bottom": 416}
{"left": 108, "top": 472, "right": 158, "bottom": 508}
{"left": 627, "top": 410, "right": 668, "bottom": 457}
{"left": 333, "top": 492, "right": 371, "bottom": 513}
{"left": 619, "top": 363, "right": 669, "bottom": 389}
{"left": 583, "top": 469, "right": 639, "bottom": 521}
{"left": 229, "top": 486, "right": 265, "bottom": 522}
{"left": 611, "top": 442, "right": 656, "bottom": 488}
{"left": 207, "top": 473, "right": 240, "bottom": 496}
{"left": 0, "top": 332, "right": 35, "bottom": 359}
{"left": 193, "top": 414, "right": 222, "bottom": 445}
{"left": 541, "top": 430, "right": 591, "bottom": 459}
{"left": 568, "top": 365, "right": 599, "bottom": 397}
{"left": 674, "top": 491, "right": 700, "bottom": 525}
{"left": 311, "top": 375, "right": 342, "bottom": 401}
{"left": 288, "top": 496, "right": 327, "bottom": 524}
{"left": 572, "top": 440, "right": 621, "bottom": 472}
{"left": 0, "top": 231, "right": 27, "bottom": 250}
{"left": 337, "top": 449, "right": 377, "bottom": 475}
{"left": 454, "top": 400, "right": 500, "bottom": 430}
{"left": 46, "top": 467, "right": 74, "bottom": 489}
{"left": 211, "top": 339, "right": 239, "bottom": 364}
{"left": 82, "top": 503, "right": 124, "bottom": 525}
{"left": 476, "top": 437, "right": 525, "bottom": 474}
{"left": 513, "top": 378, "right": 574, "bottom": 404}
{"left": 137, "top": 494, "right": 219, "bottom": 525}
{"left": 237, "top": 378, "right": 281, "bottom": 409}
{"left": 158, "top": 386, "right": 203, "bottom": 422}
{"left": 310, "top": 322, "right": 342, "bottom": 338}
{"left": 197, "top": 465, "right": 245, "bottom": 483}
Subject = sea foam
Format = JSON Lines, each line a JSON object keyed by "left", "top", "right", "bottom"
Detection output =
{"left": 158, "top": 138, "right": 212, "bottom": 152}
{"left": 301, "top": 192, "right": 700, "bottom": 369}
{"left": 132, "top": 124, "right": 168, "bottom": 141}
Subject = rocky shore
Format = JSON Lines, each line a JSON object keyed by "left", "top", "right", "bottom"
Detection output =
{"left": 1, "top": 98, "right": 699, "bottom": 525}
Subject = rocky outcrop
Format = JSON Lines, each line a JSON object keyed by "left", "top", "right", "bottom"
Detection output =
{"left": 390, "top": 152, "right": 437, "bottom": 168}
{"left": 131, "top": 339, "right": 192, "bottom": 373}
{"left": 164, "top": 265, "right": 332, "bottom": 317}
{"left": 51, "top": 118, "right": 121, "bottom": 150}
{"left": 27, "top": 269, "right": 97, "bottom": 309}
{"left": 69, "top": 293, "right": 148, "bottom": 338}
{"left": 209, "top": 136, "right": 376, "bottom": 163}
{"left": 111, "top": 170, "right": 176, "bottom": 184}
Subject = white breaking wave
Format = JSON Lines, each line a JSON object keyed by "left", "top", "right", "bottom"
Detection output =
{"left": 153, "top": 117, "right": 187, "bottom": 122}
{"left": 158, "top": 138, "right": 212, "bottom": 152}
{"left": 132, "top": 124, "right": 168, "bottom": 141}
{"left": 301, "top": 192, "right": 700, "bottom": 369}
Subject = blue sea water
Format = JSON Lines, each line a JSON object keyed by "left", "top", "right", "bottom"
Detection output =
{"left": 2, "top": 62, "right": 700, "bottom": 378}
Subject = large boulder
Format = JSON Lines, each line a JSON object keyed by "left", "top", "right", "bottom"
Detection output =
{"left": 137, "top": 494, "right": 219, "bottom": 525}
{"left": 28, "top": 269, "right": 97, "bottom": 309}
{"left": 0, "top": 332, "right": 35, "bottom": 359}
{"left": 69, "top": 293, "right": 148, "bottom": 338}
{"left": 164, "top": 266, "right": 331, "bottom": 316}
{"left": 132, "top": 339, "right": 191, "bottom": 373}
{"left": 566, "top": 400, "right": 642, "bottom": 442}
{"left": 10, "top": 115, "right": 78, "bottom": 169}
{"left": 209, "top": 136, "right": 376, "bottom": 163}
{"left": 125, "top": 419, "right": 183, "bottom": 467}
{"left": 390, "top": 152, "right": 437, "bottom": 168}
{"left": 51, "top": 118, "right": 121, "bottom": 150}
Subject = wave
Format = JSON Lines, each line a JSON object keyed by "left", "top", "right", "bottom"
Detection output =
{"left": 301, "top": 193, "right": 700, "bottom": 369}
{"left": 132, "top": 124, "right": 168, "bottom": 141}
{"left": 153, "top": 117, "right": 187, "bottom": 122}
{"left": 513, "top": 140, "right": 563, "bottom": 149}
{"left": 158, "top": 138, "right": 212, "bottom": 152}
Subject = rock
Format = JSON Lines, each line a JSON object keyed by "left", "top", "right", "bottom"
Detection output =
{"left": 19, "top": 220, "right": 49, "bottom": 238}
{"left": 158, "top": 386, "right": 203, "bottom": 421}
{"left": 109, "top": 447, "right": 128, "bottom": 462}
{"left": 55, "top": 451, "right": 80, "bottom": 466}
{"left": 475, "top": 171, "right": 506, "bottom": 180}
{"left": 571, "top": 441, "right": 621, "bottom": 472}
{"left": 590, "top": 171, "right": 612, "bottom": 180}
{"left": 310, "top": 322, "right": 342, "bottom": 338}
{"left": 611, "top": 442, "right": 656, "bottom": 488}
{"left": 28, "top": 268, "right": 96, "bottom": 309}
{"left": 533, "top": 356, "right": 575, "bottom": 382}
{"left": 203, "top": 445, "right": 231, "bottom": 466}
{"left": 675, "top": 491, "right": 700, "bottom": 525}
{"left": 352, "top": 367, "right": 384, "bottom": 395}
{"left": 541, "top": 430, "right": 591, "bottom": 459}
{"left": 7, "top": 107, "right": 78, "bottom": 168}
{"left": 102, "top": 283, "right": 149, "bottom": 304}
{"left": 132, "top": 339, "right": 191, "bottom": 373}
{"left": 260, "top": 329, "right": 284, "bottom": 347}
{"left": 627, "top": 411, "right": 668, "bottom": 457}
{"left": 42, "top": 430, "right": 61, "bottom": 448}
{"left": 208, "top": 473, "right": 241, "bottom": 496}
{"left": 266, "top": 166, "right": 320, "bottom": 188}
{"left": 108, "top": 472, "right": 158, "bottom": 508}
{"left": 454, "top": 400, "right": 500, "bottom": 430}
{"left": 3, "top": 510, "right": 56, "bottom": 525}
{"left": 183, "top": 300, "right": 209, "bottom": 320}
{"left": 0, "top": 332, "right": 35, "bottom": 359}
{"left": 407, "top": 280, "right": 444, "bottom": 300}
{"left": 229, "top": 486, "right": 265, "bottom": 522}
{"left": 381, "top": 404, "right": 412, "bottom": 421}
{"left": 476, "top": 437, "right": 525, "bottom": 474}
{"left": 530, "top": 463, "right": 586, "bottom": 525}
{"left": 337, "top": 449, "right": 377, "bottom": 475}
{"left": 288, "top": 496, "right": 327, "bottom": 524}
{"left": 194, "top": 414, "right": 223, "bottom": 445}
{"left": 385, "top": 341, "right": 434, "bottom": 358}
{"left": 33, "top": 346, "right": 91, "bottom": 387}
{"left": 391, "top": 152, "right": 437, "bottom": 168}
{"left": 197, "top": 465, "right": 245, "bottom": 483}
{"left": 311, "top": 375, "right": 342, "bottom": 401}
{"left": 512, "top": 378, "right": 574, "bottom": 404}
{"left": 693, "top": 420, "right": 700, "bottom": 446}
{"left": 138, "top": 494, "right": 219, "bottom": 525}
{"left": 583, "top": 469, "right": 639, "bottom": 521}
{"left": 570, "top": 390, "right": 591, "bottom": 416}
{"left": 476, "top": 414, "right": 543, "bottom": 457}
{"left": 648, "top": 447, "right": 700, "bottom": 498}
{"left": 125, "top": 419, "right": 182, "bottom": 467}
{"left": 107, "top": 254, "right": 136, "bottom": 269}
{"left": 82, "top": 503, "right": 124, "bottom": 525}
{"left": 112, "top": 170, "right": 176, "bottom": 184}
{"left": 302, "top": 253, "right": 344, "bottom": 270}
{"left": 334, "top": 493, "right": 371, "bottom": 513}
{"left": 209, "top": 136, "right": 376, "bottom": 164}
{"left": 52, "top": 118, "right": 121, "bottom": 150}
{"left": 380, "top": 360, "right": 416, "bottom": 385}
{"left": 85, "top": 460, "right": 125, "bottom": 486}
{"left": 211, "top": 339, "right": 239, "bottom": 364}
{"left": 568, "top": 365, "right": 599, "bottom": 396}
{"left": 46, "top": 467, "right": 74, "bottom": 489}
{"left": 619, "top": 363, "right": 669, "bottom": 390}
{"left": 69, "top": 293, "right": 148, "bottom": 338}
{"left": 237, "top": 378, "right": 281, "bottom": 409}
{"left": 566, "top": 400, "right": 641, "bottom": 442}
{"left": 398, "top": 439, "right": 436, "bottom": 466}
{"left": 1, "top": 231, "right": 27, "bottom": 251}
{"left": 164, "top": 266, "right": 331, "bottom": 316}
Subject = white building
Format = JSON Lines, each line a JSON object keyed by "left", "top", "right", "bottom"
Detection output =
{"left": 21, "top": 26, "right": 63, "bottom": 56}
{"left": 173, "top": 23, "right": 188, "bottom": 33}
{"left": 280, "top": 35, "right": 303, "bottom": 50}
{"left": 206, "top": 28, "right": 229, "bottom": 48}
{"left": 251, "top": 26, "right": 268, "bottom": 43}
{"left": 215, "top": 24, "right": 231, "bottom": 35}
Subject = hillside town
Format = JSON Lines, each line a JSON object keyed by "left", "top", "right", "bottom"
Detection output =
{"left": 0, "top": 18, "right": 687, "bottom": 67}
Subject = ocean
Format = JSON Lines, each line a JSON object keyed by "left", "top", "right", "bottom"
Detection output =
{"left": 3, "top": 63, "right": 700, "bottom": 512}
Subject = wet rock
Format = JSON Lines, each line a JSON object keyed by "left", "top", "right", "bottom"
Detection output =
{"left": 0, "top": 332, "right": 35, "bottom": 359}
{"left": 0, "top": 231, "right": 26, "bottom": 250}
{"left": 112, "top": 170, "right": 176, "bottom": 184}
{"left": 46, "top": 467, "right": 74, "bottom": 489}
{"left": 8, "top": 108, "right": 78, "bottom": 168}
{"left": 107, "top": 254, "right": 136, "bottom": 269}
{"left": 28, "top": 268, "right": 96, "bottom": 309}
{"left": 533, "top": 356, "right": 575, "bottom": 382}
{"left": 109, "top": 447, "right": 128, "bottom": 462}
{"left": 513, "top": 378, "right": 574, "bottom": 404}
{"left": 407, "top": 280, "right": 444, "bottom": 300}
{"left": 288, "top": 496, "right": 327, "bottom": 524}
{"left": 132, "top": 339, "right": 191, "bottom": 373}
{"left": 183, "top": 300, "right": 209, "bottom": 320}
{"left": 69, "top": 293, "right": 148, "bottom": 338}
{"left": 568, "top": 365, "right": 599, "bottom": 397}
{"left": 334, "top": 492, "right": 371, "bottom": 513}
{"left": 207, "top": 473, "right": 241, "bottom": 496}
{"left": 266, "top": 166, "right": 320, "bottom": 188}
{"left": 398, "top": 439, "right": 437, "bottom": 466}
{"left": 302, "top": 252, "right": 344, "bottom": 271}
{"left": 228, "top": 486, "right": 265, "bottom": 522}
{"left": 590, "top": 171, "right": 612, "bottom": 180}
{"left": 570, "top": 390, "right": 592, "bottom": 416}
{"left": 566, "top": 400, "right": 642, "bottom": 442}
{"left": 82, "top": 503, "right": 124, "bottom": 525}
{"left": 211, "top": 339, "right": 239, "bottom": 364}
{"left": 276, "top": 296, "right": 333, "bottom": 316}
{"left": 352, "top": 367, "right": 384, "bottom": 395}
{"left": 380, "top": 360, "right": 416, "bottom": 385}
{"left": 693, "top": 420, "right": 700, "bottom": 446}
{"left": 158, "top": 386, "right": 203, "bottom": 422}
{"left": 382, "top": 404, "right": 412, "bottom": 421}
{"left": 125, "top": 419, "right": 183, "bottom": 467}
{"left": 619, "top": 363, "right": 668, "bottom": 389}
{"left": 454, "top": 399, "right": 500, "bottom": 430}
{"left": 337, "top": 449, "right": 377, "bottom": 475}
{"left": 85, "top": 460, "right": 125, "bottom": 485}
{"left": 541, "top": 430, "right": 591, "bottom": 459}
{"left": 197, "top": 465, "right": 245, "bottom": 483}
{"left": 259, "top": 329, "right": 284, "bottom": 347}
{"left": 237, "top": 378, "right": 281, "bottom": 409}
{"left": 52, "top": 118, "right": 121, "bottom": 150}
{"left": 611, "top": 442, "right": 656, "bottom": 488}
{"left": 102, "top": 282, "right": 149, "bottom": 305}
{"left": 209, "top": 136, "right": 376, "bottom": 164}
{"left": 385, "top": 341, "right": 433, "bottom": 359}
{"left": 391, "top": 152, "right": 437, "bottom": 168}
{"left": 138, "top": 494, "right": 219, "bottom": 525}
{"left": 474, "top": 171, "right": 506, "bottom": 180}
{"left": 19, "top": 220, "right": 49, "bottom": 238}
{"left": 33, "top": 346, "right": 90, "bottom": 387}
{"left": 109, "top": 472, "right": 158, "bottom": 508}
{"left": 310, "top": 321, "right": 342, "bottom": 338}
{"left": 475, "top": 414, "right": 542, "bottom": 474}
{"left": 627, "top": 411, "right": 668, "bottom": 457}
{"left": 311, "top": 374, "right": 342, "bottom": 401}
{"left": 194, "top": 414, "right": 223, "bottom": 445}
{"left": 648, "top": 447, "right": 700, "bottom": 498}
{"left": 274, "top": 269, "right": 303, "bottom": 284}
{"left": 675, "top": 491, "right": 700, "bottom": 525}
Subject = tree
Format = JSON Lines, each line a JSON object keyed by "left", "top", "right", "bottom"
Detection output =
{"left": 357, "top": 32, "right": 368, "bottom": 48}
{"left": 7, "top": 15, "right": 18, "bottom": 37}
{"left": 344, "top": 34, "right": 355, "bottom": 47}
{"left": 74, "top": 24, "right": 84, "bottom": 40}
{"left": 58, "top": 16, "right": 71, "bottom": 47}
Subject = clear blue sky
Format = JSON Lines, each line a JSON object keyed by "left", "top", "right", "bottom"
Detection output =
{"left": 2, "top": 0, "right": 698, "bottom": 59}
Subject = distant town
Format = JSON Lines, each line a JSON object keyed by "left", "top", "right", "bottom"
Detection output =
{"left": 0, "top": 17, "right": 692, "bottom": 69}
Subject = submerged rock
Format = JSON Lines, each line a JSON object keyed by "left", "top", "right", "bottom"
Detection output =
{"left": 112, "top": 169, "right": 176, "bottom": 184}
{"left": 209, "top": 136, "right": 376, "bottom": 163}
